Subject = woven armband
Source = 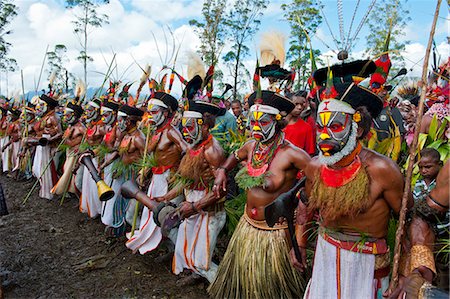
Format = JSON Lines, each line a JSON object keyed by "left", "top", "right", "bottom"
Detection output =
{"left": 233, "top": 151, "right": 242, "bottom": 162}
{"left": 410, "top": 245, "right": 436, "bottom": 274}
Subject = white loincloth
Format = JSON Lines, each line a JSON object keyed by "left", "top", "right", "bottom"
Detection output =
{"left": 1, "top": 136, "right": 10, "bottom": 172}
{"left": 33, "top": 136, "right": 57, "bottom": 200}
{"left": 79, "top": 157, "right": 102, "bottom": 217}
{"left": 304, "top": 234, "right": 389, "bottom": 299}
{"left": 101, "top": 156, "right": 122, "bottom": 227}
{"left": 10, "top": 141, "right": 20, "bottom": 172}
{"left": 126, "top": 170, "right": 169, "bottom": 254}
{"left": 51, "top": 150, "right": 78, "bottom": 196}
{"left": 173, "top": 189, "right": 226, "bottom": 283}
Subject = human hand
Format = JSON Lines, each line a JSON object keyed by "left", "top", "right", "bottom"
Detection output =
{"left": 289, "top": 246, "right": 307, "bottom": 272}
{"left": 213, "top": 168, "right": 227, "bottom": 198}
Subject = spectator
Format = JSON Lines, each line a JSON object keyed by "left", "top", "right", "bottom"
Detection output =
{"left": 284, "top": 91, "right": 315, "bottom": 155}
{"left": 413, "top": 148, "right": 442, "bottom": 203}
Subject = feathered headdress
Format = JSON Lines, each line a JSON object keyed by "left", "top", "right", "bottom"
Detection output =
{"left": 259, "top": 31, "right": 286, "bottom": 67}
{"left": 74, "top": 79, "right": 86, "bottom": 105}
{"left": 135, "top": 64, "right": 151, "bottom": 102}
{"left": 187, "top": 51, "right": 206, "bottom": 81}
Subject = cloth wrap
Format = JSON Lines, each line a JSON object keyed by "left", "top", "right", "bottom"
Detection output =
{"left": 304, "top": 230, "right": 390, "bottom": 299}
{"left": 173, "top": 189, "right": 226, "bottom": 283}
{"left": 32, "top": 134, "right": 58, "bottom": 200}
{"left": 126, "top": 169, "right": 171, "bottom": 254}
{"left": 79, "top": 156, "right": 102, "bottom": 217}
{"left": 208, "top": 213, "right": 306, "bottom": 299}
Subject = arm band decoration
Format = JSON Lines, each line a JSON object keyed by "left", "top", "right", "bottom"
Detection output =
{"left": 409, "top": 245, "right": 436, "bottom": 275}
{"left": 233, "top": 151, "right": 242, "bottom": 162}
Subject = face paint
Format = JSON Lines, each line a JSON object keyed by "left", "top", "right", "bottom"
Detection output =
{"left": 181, "top": 117, "right": 202, "bottom": 144}
{"left": 63, "top": 110, "right": 77, "bottom": 125}
{"left": 85, "top": 105, "right": 99, "bottom": 123}
{"left": 249, "top": 111, "right": 276, "bottom": 142}
{"left": 101, "top": 110, "right": 115, "bottom": 126}
{"left": 317, "top": 111, "right": 353, "bottom": 156}
{"left": 35, "top": 101, "right": 48, "bottom": 118}
{"left": 147, "top": 104, "right": 165, "bottom": 127}
{"left": 317, "top": 111, "right": 358, "bottom": 166}
{"left": 117, "top": 115, "right": 128, "bottom": 132}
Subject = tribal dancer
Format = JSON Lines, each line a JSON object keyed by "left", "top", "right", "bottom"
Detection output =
{"left": 0, "top": 105, "right": 9, "bottom": 173}
{"left": 17, "top": 103, "right": 38, "bottom": 180}
{"left": 170, "top": 101, "right": 226, "bottom": 283}
{"left": 29, "top": 94, "right": 62, "bottom": 200}
{"left": 1, "top": 108, "right": 21, "bottom": 178}
{"left": 297, "top": 71, "right": 408, "bottom": 298}
{"left": 79, "top": 98, "right": 104, "bottom": 217}
{"left": 51, "top": 101, "right": 85, "bottom": 198}
{"left": 209, "top": 91, "right": 311, "bottom": 298}
{"left": 97, "top": 99, "right": 121, "bottom": 235}
{"left": 126, "top": 92, "right": 186, "bottom": 253}
{"left": 102, "top": 104, "right": 145, "bottom": 235}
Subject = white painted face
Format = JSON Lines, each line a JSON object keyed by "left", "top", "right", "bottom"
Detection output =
{"left": 35, "top": 100, "right": 48, "bottom": 118}
{"left": 181, "top": 116, "right": 202, "bottom": 145}
{"left": 147, "top": 103, "right": 165, "bottom": 127}
{"left": 248, "top": 110, "right": 277, "bottom": 143}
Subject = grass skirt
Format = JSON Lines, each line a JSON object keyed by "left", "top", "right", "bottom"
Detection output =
{"left": 208, "top": 215, "right": 306, "bottom": 299}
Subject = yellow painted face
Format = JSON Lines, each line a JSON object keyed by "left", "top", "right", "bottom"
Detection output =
{"left": 249, "top": 110, "right": 276, "bottom": 142}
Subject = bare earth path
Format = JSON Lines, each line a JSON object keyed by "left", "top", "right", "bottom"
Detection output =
{"left": 0, "top": 175, "right": 208, "bottom": 298}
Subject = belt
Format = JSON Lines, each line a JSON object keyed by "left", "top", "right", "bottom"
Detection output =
{"left": 322, "top": 232, "right": 388, "bottom": 255}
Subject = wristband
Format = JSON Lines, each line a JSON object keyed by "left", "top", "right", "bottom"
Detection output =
{"left": 410, "top": 245, "right": 436, "bottom": 274}
{"left": 191, "top": 202, "right": 198, "bottom": 212}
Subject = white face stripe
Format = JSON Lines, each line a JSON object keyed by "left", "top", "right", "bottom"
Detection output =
{"left": 118, "top": 111, "right": 127, "bottom": 117}
{"left": 101, "top": 106, "right": 113, "bottom": 114}
{"left": 318, "top": 99, "right": 355, "bottom": 115}
{"left": 249, "top": 104, "right": 280, "bottom": 115}
{"left": 148, "top": 99, "right": 168, "bottom": 109}
{"left": 88, "top": 101, "right": 100, "bottom": 109}
{"left": 65, "top": 108, "right": 74, "bottom": 113}
{"left": 183, "top": 111, "right": 202, "bottom": 118}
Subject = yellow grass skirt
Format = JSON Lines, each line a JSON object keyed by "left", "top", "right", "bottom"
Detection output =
{"left": 208, "top": 214, "right": 306, "bottom": 299}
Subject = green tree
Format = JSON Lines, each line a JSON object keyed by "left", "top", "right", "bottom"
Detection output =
{"left": 0, "top": 0, "right": 18, "bottom": 71}
{"left": 66, "top": 0, "right": 109, "bottom": 88}
{"left": 47, "top": 44, "right": 75, "bottom": 93}
{"left": 0, "top": 57, "right": 16, "bottom": 96}
{"left": 365, "top": 0, "right": 410, "bottom": 65}
{"left": 189, "top": 0, "right": 228, "bottom": 89}
{"left": 281, "top": 0, "right": 322, "bottom": 90}
{"left": 223, "top": 0, "right": 267, "bottom": 100}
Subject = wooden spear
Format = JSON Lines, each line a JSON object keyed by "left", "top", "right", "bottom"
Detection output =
{"left": 388, "top": 0, "right": 442, "bottom": 292}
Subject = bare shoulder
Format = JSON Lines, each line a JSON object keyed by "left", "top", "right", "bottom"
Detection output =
{"left": 204, "top": 137, "right": 225, "bottom": 166}
{"left": 361, "top": 148, "right": 403, "bottom": 182}
{"left": 284, "top": 140, "right": 310, "bottom": 160}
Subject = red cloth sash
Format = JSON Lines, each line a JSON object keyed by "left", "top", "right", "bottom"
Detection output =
{"left": 322, "top": 232, "right": 388, "bottom": 255}
{"left": 151, "top": 165, "right": 174, "bottom": 174}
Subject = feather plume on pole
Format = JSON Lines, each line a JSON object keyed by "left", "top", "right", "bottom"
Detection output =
{"left": 187, "top": 51, "right": 206, "bottom": 81}
{"left": 387, "top": 0, "right": 442, "bottom": 294}
{"left": 74, "top": 79, "right": 86, "bottom": 105}
{"left": 136, "top": 64, "right": 151, "bottom": 101}
{"left": 48, "top": 71, "right": 57, "bottom": 95}
{"left": 259, "top": 31, "right": 286, "bottom": 67}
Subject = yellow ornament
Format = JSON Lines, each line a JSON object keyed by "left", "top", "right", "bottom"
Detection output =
{"left": 197, "top": 119, "right": 203, "bottom": 125}
{"left": 353, "top": 112, "right": 361, "bottom": 123}
{"left": 275, "top": 114, "right": 282, "bottom": 121}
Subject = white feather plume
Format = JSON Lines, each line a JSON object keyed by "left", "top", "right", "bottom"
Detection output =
{"left": 140, "top": 64, "right": 151, "bottom": 84}
{"left": 75, "top": 79, "right": 86, "bottom": 99}
{"left": 31, "top": 95, "right": 40, "bottom": 105}
{"left": 49, "top": 71, "right": 57, "bottom": 87}
{"left": 187, "top": 51, "right": 206, "bottom": 81}
{"left": 259, "top": 31, "right": 286, "bottom": 67}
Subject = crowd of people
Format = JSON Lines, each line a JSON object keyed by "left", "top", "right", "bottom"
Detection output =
{"left": 0, "top": 51, "right": 448, "bottom": 299}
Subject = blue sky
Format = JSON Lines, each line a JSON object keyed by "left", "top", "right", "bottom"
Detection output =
{"left": 2, "top": 0, "right": 449, "bottom": 98}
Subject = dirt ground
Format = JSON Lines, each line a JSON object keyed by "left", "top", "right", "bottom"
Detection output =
{"left": 0, "top": 175, "right": 209, "bottom": 298}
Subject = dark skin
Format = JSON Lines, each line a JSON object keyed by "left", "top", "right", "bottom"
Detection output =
{"left": 387, "top": 161, "right": 449, "bottom": 298}
{"left": 156, "top": 123, "right": 226, "bottom": 219}
{"left": 102, "top": 117, "right": 145, "bottom": 167}
{"left": 231, "top": 102, "right": 243, "bottom": 118}
{"left": 418, "top": 156, "right": 441, "bottom": 186}
{"left": 63, "top": 119, "right": 86, "bottom": 150}
{"left": 28, "top": 109, "right": 63, "bottom": 145}
{"left": 289, "top": 118, "right": 412, "bottom": 272}
{"left": 1, "top": 116, "right": 20, "bottom": 151}
{"left": 214, "top": 132, "right": 312, "bottom": 221}
{"left": 147, "top": 109, "right": 187, "bottom": 170}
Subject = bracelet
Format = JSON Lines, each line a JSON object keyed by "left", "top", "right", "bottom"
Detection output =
{"left": 233, "top": 151, "right": 242, "bottom": 162}
{"left": 410, "top": 245, "right": 436, "bottom": 274}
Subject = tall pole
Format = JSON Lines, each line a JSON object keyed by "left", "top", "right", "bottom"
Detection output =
{"left": 387, "top": 0, "right": 442, "bottom": 292}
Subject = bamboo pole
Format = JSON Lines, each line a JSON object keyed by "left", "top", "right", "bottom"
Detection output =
{"left": 388, "top": 0, "right": 442, "bottom": 292}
